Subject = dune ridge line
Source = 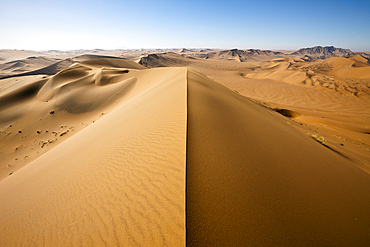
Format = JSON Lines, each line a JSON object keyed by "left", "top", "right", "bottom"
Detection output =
{"left": 0, "top": 67, "right": 187, "bottom": 246}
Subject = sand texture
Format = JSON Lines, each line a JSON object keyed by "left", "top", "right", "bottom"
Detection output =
{"left": 1, "top": 51, "right": 370, "bottom": 246}
{"left": 186, "top": 69, "right": 370, "bottom": 246}
{"left": 0, "top": 58, "right": 146, "bottom": 180}
{"left": 139, "top": 52, "right": 370, "bottom": 172}
{"left": 0, "top": 64, "right": 186, "bottom": 246}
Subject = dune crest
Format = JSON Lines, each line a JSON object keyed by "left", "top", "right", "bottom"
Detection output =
{"left": 0, "top": 66, "right": 187, "bottom": 246}
{"left": 0, "top": 59, "right": 148, "bottom": 180}
{"left": 186, "top": 69, "right": 370, "bottom": 246}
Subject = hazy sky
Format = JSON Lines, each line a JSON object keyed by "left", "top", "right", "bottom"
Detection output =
{"left": 1, "top": 0, "right": 369, "bottom": 51}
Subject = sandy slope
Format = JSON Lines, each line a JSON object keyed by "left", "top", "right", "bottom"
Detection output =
{"left": 0, "top": 56, "right": 60, "bottom": 75}
{"left": 0, "top": 50, "right": 45, "bottom": 63}
{"left": 1, "top": 54, "right": 370, "bottom": 246}
{"left": 0, "top": 55, "right": 146, "bottom": 79}
{"left": 139, "top": 52, "right": 370, "bottom": 172}
{"left": 0, "top": 58, "right": 145, "bottom": 180}
{"left": 0, "top": 66, "right": 187, "bottom": 246}
{"left": 186, "top": 69, "right": 370, "bottom": 246}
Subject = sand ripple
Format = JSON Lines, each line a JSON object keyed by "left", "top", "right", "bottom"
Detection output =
{"left": 0, "top": 68, "right": 186, "bottom": 246}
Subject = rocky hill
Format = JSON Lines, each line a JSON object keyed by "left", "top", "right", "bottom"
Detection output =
{"left": 290, "top": 46, "right": 354, "bottom": 59}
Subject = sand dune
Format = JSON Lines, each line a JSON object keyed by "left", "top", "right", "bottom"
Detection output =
{"left": 135, "top": 52, "right": 370, "bottom": 172}
{"left": 0, "top": 55, "right": 142, "bottom": 79}
{"left": 0, "top": 64, "right": 186, "bottom": 246}
{"left": 186, "top": 69, "right": 370, "bottom": 246}
{"left": 0, "top": 56, "right": 60, "bottom": 76}
{"left": 0, "top": 58, "right": 148, "bottom": 180}
{"left": 0, "top": 49, "right": 45, "bottom": 63}
{"left": 1, "top": 56, "right": 370, "bottom": 246}
{"left": 139, "top": 51, "right": 370, "bottom": 183}
{"left": 138, "top": 54, "right": 370, "bottom": 136}
{"left": 244, "top": 56, "right": 370, "bottom": 92}
{"left": 324, "top": 57, "right": 370, "bottom": 78}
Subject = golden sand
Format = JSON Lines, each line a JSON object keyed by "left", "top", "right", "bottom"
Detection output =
{"left": 1, "top": 53, "right": 370, "bottom": 246}
{"left": 0, "top": 64, "right": 186, "bottom": 246}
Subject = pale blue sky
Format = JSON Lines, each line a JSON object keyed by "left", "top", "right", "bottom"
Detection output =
{"left": 1, "top": 0, "right": 369, "bottom": 51}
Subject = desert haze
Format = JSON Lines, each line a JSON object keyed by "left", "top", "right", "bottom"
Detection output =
{"left": 1, "top": 46, "right": 370, "bottom": 246}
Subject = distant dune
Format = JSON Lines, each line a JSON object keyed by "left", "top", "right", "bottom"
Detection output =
{"left": 0, "top": 55, "right": 143, "bottom": 79}
{"left": 1, "top": 46, "right": 369, "bottom": 78}
{"left": 244, "top": 55, "right": 370, "bottom": 97}
{"left": 0, "top": 56, "right": 60, "bottom": 75}
{"left": 0, "top": 49, "right": 45, "bottom": 63}
{"left": 1, "top": 50, "right": 370, "bottom": 246}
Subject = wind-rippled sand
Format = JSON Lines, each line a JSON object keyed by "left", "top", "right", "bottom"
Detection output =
{"left": 0, "top": 63, "right": 186, "bottom": 246}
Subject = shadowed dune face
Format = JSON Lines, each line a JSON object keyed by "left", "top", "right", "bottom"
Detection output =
{"left": 36, "top": 64, "right": 136, "bottom": 114}
{"left": 0, "top": 77, "right": 48, "bottom": 112}
{"left": 186, "top": 69, "right": 370, "bottom": 246}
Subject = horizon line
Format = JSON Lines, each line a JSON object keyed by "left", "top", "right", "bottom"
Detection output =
{"left": 1, "top": 45, "right": 369, "bottom": 53}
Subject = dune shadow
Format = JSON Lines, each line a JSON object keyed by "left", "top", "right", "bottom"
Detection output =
{"left": 55, "top": 77, "right": 137, "bottom": 114}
